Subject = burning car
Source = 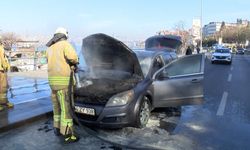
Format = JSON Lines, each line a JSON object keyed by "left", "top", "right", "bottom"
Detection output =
{"left": 74, "top": 34, "right": 204, "bottom": 128}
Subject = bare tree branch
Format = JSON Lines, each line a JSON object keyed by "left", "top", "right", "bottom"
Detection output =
{"left": 1, "top": 32, "right": 21, "bottom": 51}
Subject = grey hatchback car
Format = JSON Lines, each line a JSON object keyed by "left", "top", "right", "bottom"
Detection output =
{"left": 74, "top": 34, "right": 204, "bottom": 128}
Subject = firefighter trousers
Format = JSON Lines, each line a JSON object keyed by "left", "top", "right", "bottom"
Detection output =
{"left": 0, "top": 72, "right": 8, "bottom": 104}
{"left": 51, "top": 88, "right": 74, "bottom": 135}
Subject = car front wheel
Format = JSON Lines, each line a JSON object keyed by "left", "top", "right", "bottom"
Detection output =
{"left": 136, "top": 96, "right": 151, "bottom": 128}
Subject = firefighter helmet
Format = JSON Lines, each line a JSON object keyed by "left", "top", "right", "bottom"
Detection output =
{"left": 55, "top": 27, "right": 68, "bottom": 37}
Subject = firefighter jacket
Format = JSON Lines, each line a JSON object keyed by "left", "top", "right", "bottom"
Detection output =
{"left": 0, "top": 45, "right": 10, "bottom": 72}
{"left": 46, "top": 40, "right": 78, "bottom": 90}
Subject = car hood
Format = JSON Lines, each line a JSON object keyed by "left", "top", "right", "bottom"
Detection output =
{"left": 82, "top": 33, "right": 143, "bottom": 78}
{"left": 145, "top": 35, "right": 182, "bottom": 50}
{"left": 212, "top": 53, "right": 231, "bottom": 57}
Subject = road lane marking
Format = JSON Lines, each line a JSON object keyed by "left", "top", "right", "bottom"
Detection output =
{"left": 216, "top": 92, "right": 228, "bottom": 116}
{"left": 228, "top": 74, "right": 232, "bottom": 82}
{"left": 230, "top": 67, "right": 233, "bottom": 71}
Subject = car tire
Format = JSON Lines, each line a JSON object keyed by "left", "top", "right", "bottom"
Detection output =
{"left": 211, "top": 61, "right": 214, "bottom": 64}
{"left": 135, "top": 96, "right": 151, "bottom": 128}
{"left": 228, "top": 61, "right": 232, "bottom": 65}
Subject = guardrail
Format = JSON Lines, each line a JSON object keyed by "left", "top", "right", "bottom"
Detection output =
{"left": 7, "top": 50, "right": 47, "bottom": 72}
{"left": 9, "top": 79, "right": 50, "bottom": 98}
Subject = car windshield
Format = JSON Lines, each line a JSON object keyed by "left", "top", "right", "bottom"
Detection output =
{"left": 135, "top": 51, "right": 153, "bottom": 77}
{"left": 215, "top": 49, "right": 230, "bottom": 53}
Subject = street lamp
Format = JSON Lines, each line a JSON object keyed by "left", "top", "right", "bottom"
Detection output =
{"left": 200, "top": 0, "right": 203, "bottom": 51}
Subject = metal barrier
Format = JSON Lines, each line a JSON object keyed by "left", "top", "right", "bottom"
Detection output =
{"left": 8, "top": 79, "right": 50, "bottom": 98}
{"left": 7, "top": 50, "right": 47, "bottom": 72}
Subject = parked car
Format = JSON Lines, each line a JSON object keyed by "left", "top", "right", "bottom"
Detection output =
{"left": 236, "top": 48, "right": 245, "bottom": 55}
{"left": 74, "top": 33, "right": 204, "bottom": 128}
{"left": 245, "top": 49, "right": 250, "bottom": 55}
{"left": 211, "top": 48, "right": 232, "bottom": 64}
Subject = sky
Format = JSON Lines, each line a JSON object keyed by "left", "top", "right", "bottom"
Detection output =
{"left": 0, "top": 0, "right": 250, "bottom": 43}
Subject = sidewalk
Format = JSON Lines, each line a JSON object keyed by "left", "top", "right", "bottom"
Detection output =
{"left": 0, "top": 70, "right": 52, "bottom": 133}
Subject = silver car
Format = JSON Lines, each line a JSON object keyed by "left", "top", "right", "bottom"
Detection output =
{"left": 74, "top": 34, "right": 205, "bottom": 128}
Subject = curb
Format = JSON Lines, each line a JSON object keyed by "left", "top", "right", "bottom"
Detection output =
{"left": 0, "top": 97, "right": 53, "bottom": 133}
{"left": 0, "top": 111, "right": 52, "bottom": 133}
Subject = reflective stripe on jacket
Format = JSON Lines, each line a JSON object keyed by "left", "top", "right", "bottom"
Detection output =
{"left": 46, "top": 40, "right": 78, "bottom": 89}
{"left": 48, "top": 76, "right": 70, "bottom": 85}
{"left": 0, "top": 45, "right": 10, "bottom": 72}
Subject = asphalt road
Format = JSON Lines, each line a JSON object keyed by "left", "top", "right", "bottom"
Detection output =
{"left": 1, "top": 54, "right": 250, "bottom": 150}
{"left": 174, "top": 54, "right": 250, "bottom": 150}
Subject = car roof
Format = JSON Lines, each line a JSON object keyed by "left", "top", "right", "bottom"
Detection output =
{"left": 145, "top": 35, "right": 182, "bottom": 43}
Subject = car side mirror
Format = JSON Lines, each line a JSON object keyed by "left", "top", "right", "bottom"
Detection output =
{"left": 155, "top": 71, "right": 169, "bottom": 80}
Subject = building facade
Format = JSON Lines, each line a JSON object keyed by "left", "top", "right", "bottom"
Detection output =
{"left": 203, "top": 22, "right": 222, "bottom": 37}
{"left": 192, "top": 19, "right": 201, "bottom": 46}
{"left": 203, "top": 19, "right": 249, "bottom": 37}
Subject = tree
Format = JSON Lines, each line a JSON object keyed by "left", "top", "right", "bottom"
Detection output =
{"left": 202, "top": 36, "right": 217, "bottom": 47}
{"left": 245, "top": 26, "right": 250, "bottom": 41}
{"left": 220, "top": 21, "right": 226, "bottom": 32}
{"left": 210, "top": 24, "right": 250, "bottom": 45}
{"left": 173, "top": 21, "right": 191, "bottom": 54}
{"left": 1, "top": 32, "right": 20, "bottom": 51}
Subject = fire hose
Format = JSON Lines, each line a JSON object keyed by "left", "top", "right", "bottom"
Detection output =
{"left": 68, "top": 68, "right": 164, "bottom": 150}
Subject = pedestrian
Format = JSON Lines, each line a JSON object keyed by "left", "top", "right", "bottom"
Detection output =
{"left": 196, "top": 46, "right": 200, "bottom": 54}
{"left": 46, "top": 27, "right": 79, "bottom": 143}
{"left": 186, "top": 46, "right": 192, "bottom": 55}
{"left": 0, "top": 36, "right": 14, "bottom": 111}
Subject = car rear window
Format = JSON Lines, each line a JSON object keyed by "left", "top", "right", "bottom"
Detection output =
{"left": 145, "top": 38, "right": 181, "bottom": 49}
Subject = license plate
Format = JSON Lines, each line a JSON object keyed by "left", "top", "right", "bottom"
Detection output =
{"left": 74, "top": 106, "right": 95, "bottom": 116}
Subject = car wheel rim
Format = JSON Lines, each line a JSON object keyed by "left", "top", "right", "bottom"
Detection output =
{"left": 139, "top": 100, "right": 150, "bottom": 126}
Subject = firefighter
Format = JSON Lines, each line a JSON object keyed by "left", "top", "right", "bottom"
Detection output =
{"left": 46, "top": 27, "right": 79, "bottom": 143}
{"left": 0, "top": 36, "right": 14, "bottom": 111}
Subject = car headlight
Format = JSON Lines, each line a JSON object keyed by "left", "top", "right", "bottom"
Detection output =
{"left": 106, "top": 90, "right": 134, "bottom": 107}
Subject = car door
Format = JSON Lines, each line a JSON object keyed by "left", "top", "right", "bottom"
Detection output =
{"left": 152, "top": 54, "right": 205, "bottom": 107}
